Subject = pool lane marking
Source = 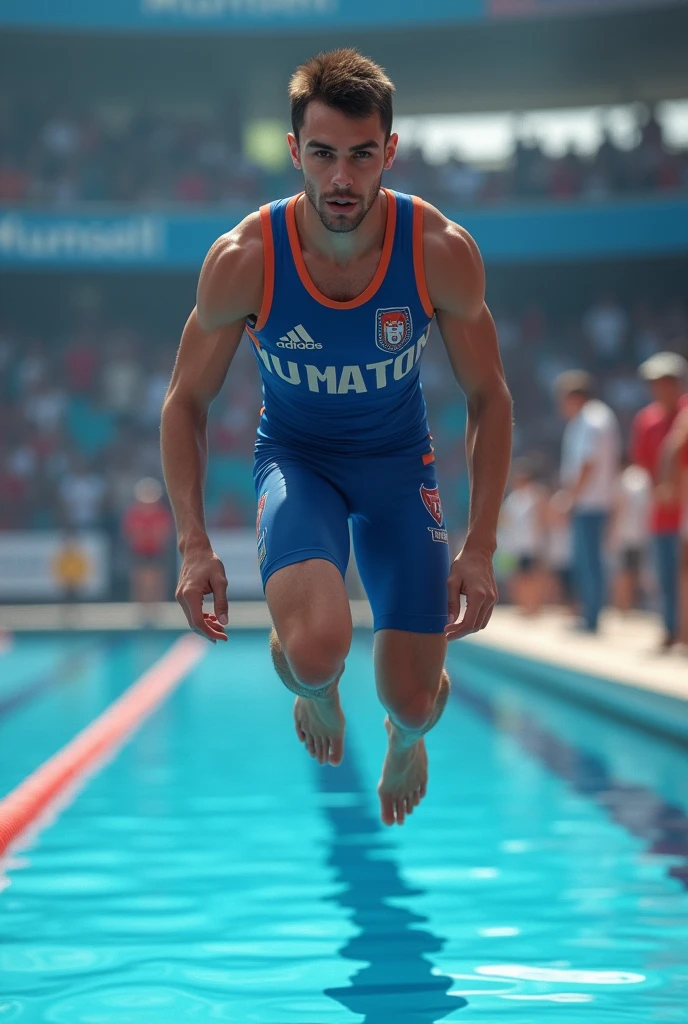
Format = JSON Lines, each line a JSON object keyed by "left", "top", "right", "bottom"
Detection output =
{"left": 315, "top": 735, "right": 465, "bottom": 1018}
{"left": 451, "top": 673, "right": 688, "bottom": 891}
{"left": 0, "top": 634, "right": 205, "bottom": 858}
{"left": 0, "top": 642, "right": 104, "bottom": 721}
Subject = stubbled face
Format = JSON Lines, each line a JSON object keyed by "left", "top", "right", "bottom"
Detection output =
{"left": 288, "top": 100, "right": 397, "bottom": 234}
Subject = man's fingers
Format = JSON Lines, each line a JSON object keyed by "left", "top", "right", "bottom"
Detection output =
{"left": 211, "top": 569, "right": 229, "bottom": 626}
{"left": 177, "top": 587, "right": 226, "bottom": 642}
{"left": 446, "top": 582, "right": 464, "bottom": 625}
{"left": 445, "top": 593, "right": 487, "bottom": 641}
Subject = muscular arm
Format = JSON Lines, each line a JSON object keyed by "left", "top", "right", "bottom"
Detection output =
{"left": 424, "top": 204, "right": 513, "bottom": 555}
{"left": 160, "top": 214, "right": 263, "bottom": 638}
{"left": 423, "top": 202, "right": 513, "bottom": 637}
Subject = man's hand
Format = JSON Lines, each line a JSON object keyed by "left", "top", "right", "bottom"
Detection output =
{"left": 445, "top": 546, "right": 498, "bottom": 641}
{"left": 176, "top": 543, "right": 229, "bottom": 643}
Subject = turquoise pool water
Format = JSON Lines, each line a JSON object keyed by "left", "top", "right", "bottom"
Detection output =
{"left": 1, "top": 630, "right": 687, "bottom": 1022}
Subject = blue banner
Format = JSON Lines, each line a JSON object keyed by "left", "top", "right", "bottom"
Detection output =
{"left": 1, "top": 198, "right": 686, "bottom": 269}
{"left": 0, "top": 0, "right": 484, "bottom": 32}
{"left": 0, "top": 0, "right": 678, "bottom": 30}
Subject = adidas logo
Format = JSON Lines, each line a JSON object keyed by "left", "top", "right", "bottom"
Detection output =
{"left": 277, "top": 324, "right": 322, "bottom": 350}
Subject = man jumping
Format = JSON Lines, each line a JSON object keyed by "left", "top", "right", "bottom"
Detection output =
{"left": 161, "top": 48, "right": 513, "bottom": 827}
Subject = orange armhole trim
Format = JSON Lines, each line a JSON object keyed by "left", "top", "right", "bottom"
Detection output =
{"left": 412, "top": 195, "right": 435, "bottom": 319}
{"left": 254, "top": 204, "right": 274, "bottom": 331}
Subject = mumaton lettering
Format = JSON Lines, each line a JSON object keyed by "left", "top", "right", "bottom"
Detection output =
{"left": 255, "top": 330, "right": 429, "bottom": 394}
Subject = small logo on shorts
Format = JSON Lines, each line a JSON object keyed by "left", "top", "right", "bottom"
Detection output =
{"left": 428, "top": 527, "right": 448, "bottom": 543}
{"left": 257, "top": 528, "right": 267, "bottom": 566}
{"left": 375, "top": 307, "right": 413, "bottom": 353}
{"left": 420, "top": 484, "right": 443, "bottom": 526}
{"left": 256, "top": 492, "right": 268, "bottom": 537}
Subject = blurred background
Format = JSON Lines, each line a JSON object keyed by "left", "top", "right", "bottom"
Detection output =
{"left": 0, "top": 0, "right": 687, "bottom": 619}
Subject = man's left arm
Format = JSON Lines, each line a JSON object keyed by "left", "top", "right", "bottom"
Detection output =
{"left": 423, "top": 203, "right": 513, "bottom": 640}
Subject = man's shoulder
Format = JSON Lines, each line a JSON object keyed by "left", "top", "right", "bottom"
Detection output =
{"left": 633, "top": 401, "right": 663, "bottom": 431}
{"left": 197, "top": 211, "right": 264, "bottom": 329}
{"left": 418, "top": 199, "right": 484, "bottom": 318}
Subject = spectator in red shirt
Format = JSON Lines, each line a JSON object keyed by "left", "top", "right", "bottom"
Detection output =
{"left": 122, "top": 477, "right": 174, "bottom": 607}
{"left": 630, "top": 351, "right": 688, "bottom": 650}
{"left": 660, "top": 401, "right": 688, "bottom": 650}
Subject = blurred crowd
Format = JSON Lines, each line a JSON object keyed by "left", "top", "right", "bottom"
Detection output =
{"left": 1, "top": 288, "right": 686, "bottom": 609}
{"left": 499, "top": 354, "right": 688, "bottom": 654}
{"left": 0, "top": 101, "right": 686, "bottom": 207}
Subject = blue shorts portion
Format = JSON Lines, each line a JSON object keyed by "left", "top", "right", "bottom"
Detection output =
{"left": 253, "top": 442, "right": 451, "bottom": 634}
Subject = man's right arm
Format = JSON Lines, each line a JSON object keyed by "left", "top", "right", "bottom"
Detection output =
{"left": 161, "top": 213, "right": 264, "bottom": 641}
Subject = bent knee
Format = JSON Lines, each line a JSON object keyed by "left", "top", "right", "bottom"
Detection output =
{"left": 283, "top": 630, "right": 349, "bottom": 689}
{"left": 388, "top": 690, "right": 436, "bottom": 732}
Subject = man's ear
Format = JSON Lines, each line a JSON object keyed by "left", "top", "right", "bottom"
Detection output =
{"left": 287, "top": 132, "right": 301, "bottom": 170}
{"left": 384, "top": 132, "right": 399, "bottom": 171}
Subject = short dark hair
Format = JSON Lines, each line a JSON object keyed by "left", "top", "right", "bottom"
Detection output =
{"left": 289, "top": 48, "right": 394, "bottom": 143}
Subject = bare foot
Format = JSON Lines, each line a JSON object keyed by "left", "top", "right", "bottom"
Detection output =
{"left": 377, "top": 673, "right": 450, "bottom": 825}
{"left": 377, "top": 718, "right": 428, "bottom": 826}
{"left": 293, "top": 688, "right": 346, "bottom": 766}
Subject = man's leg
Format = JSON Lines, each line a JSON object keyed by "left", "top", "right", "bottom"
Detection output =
{"left": 573, "top": 513, "right": 597, "bottom": 631}
{"left": 266, "top": 557, "right": 352, "bottom": 766}
{"left": 373, "top": 629, "right": 449, "bottom": 826}
{"left": 588, "top": 512, "right": 607, "bottom": 631}
{"left": 654, "top": 531, "right": 679, "bottom": 644}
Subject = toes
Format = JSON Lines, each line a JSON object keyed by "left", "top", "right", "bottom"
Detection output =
{"left": 394, "top": 798, "right": 406, "bottom": 826}
{"left": 379, "top": 792, "right": 396, "bottom": 827}
{"left": 329, "top": 735, "right": 344, "bottom": 766}
{"left": 306, "top": 733, "right": 316, "bottom": 757}
{"left": 295, "top": 720, "right": 306, "bottom": 743}
{"left": 315, "top": 737, "right": 326, "bottom": 764}
{"left": 405, "top": 796, "right": 414, "bottom": 816}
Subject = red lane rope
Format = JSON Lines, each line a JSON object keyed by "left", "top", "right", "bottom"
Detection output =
{"left": 0, "top": 634, "right": 205, "bottom": 857}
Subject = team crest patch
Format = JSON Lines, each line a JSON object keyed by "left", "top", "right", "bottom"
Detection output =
{"left": 375, "top": 306, "right": 413, "bottom": 353}
{"left": 256, "top": 492, "right": 268, "bottom": 537}
{"left": 420, "top": 484, "right": 443, "bottom": 527}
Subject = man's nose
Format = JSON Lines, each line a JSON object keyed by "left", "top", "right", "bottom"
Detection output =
{"left": 331, "top": 162, "right": 354, "bottom": 189}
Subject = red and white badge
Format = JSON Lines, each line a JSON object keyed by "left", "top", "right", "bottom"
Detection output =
{"left": 420, "top": 484, "right": 443, "bottom": 526}
{"left": 375, "top": 306, "right": 413, "bottom": 353}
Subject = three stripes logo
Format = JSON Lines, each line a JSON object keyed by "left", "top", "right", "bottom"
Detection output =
{"left": 276, "top": 324, "right": 322, "bottom": 350}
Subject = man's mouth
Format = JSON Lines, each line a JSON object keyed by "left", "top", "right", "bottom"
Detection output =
{"left": 325, "top": 197, "right": 358, "bottom": 211}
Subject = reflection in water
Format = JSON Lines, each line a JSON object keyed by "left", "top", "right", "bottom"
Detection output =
{"left": 453, "top": 677, "right": 688, "bottom": 890}
{"left": 316, "top": 748, "right": 465, "bottom": 1023}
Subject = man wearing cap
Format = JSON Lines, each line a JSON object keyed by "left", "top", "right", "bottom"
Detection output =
{"left": 630, "top": 351, "right": 688, "bottom": 651}
{"left": 555, "top": 370, "right": 621, "bottom": 633}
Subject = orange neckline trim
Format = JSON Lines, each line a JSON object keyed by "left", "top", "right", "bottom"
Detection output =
{"left": 255, "top": 203, "right": 275, "bottom": 331}
{"left": 285, "top": 188, "right": 397, "bottom": 310}
{"left": 412, "top": 195, "right": 435, "bottom": 318}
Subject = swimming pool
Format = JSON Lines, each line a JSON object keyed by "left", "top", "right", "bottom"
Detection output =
{"left": 1, "top": 629, "right": 687, "bottom": 1022}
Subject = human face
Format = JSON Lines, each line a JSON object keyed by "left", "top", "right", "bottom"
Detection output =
{"left": 288, "top": 100, "right": 398, "bottom": 233}
{"left": 558, "top": 392, "right": 586, "bottom": 421}
{"left": 649, "top": 376, "right": 682, "bottom": 413}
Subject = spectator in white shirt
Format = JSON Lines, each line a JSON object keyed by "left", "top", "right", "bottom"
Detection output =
{"left": 499, "top": 457, "right": 548, "bottom": 616}
{"left": 607, "top": 455, "right": 653, "bottom": 613}
{"left": 555, "top": 370, "right": 622, "bottom": 632}
{"left": 583, "top": 292, "right": 629, "bottom": 371}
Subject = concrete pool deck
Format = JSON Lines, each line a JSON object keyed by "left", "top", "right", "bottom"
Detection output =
{"left": 465, "top": 606, "right": 688, "bottom": 703}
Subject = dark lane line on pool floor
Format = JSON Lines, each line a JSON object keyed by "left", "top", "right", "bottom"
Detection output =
{"left": 0, "top": 640, "right": 107, "bottom": 722}
{"left": 314, "top": 744, "right": 466, "bottom": 1022}
{"left": 451, "top": 675, "right": 688, "bottom": 891}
